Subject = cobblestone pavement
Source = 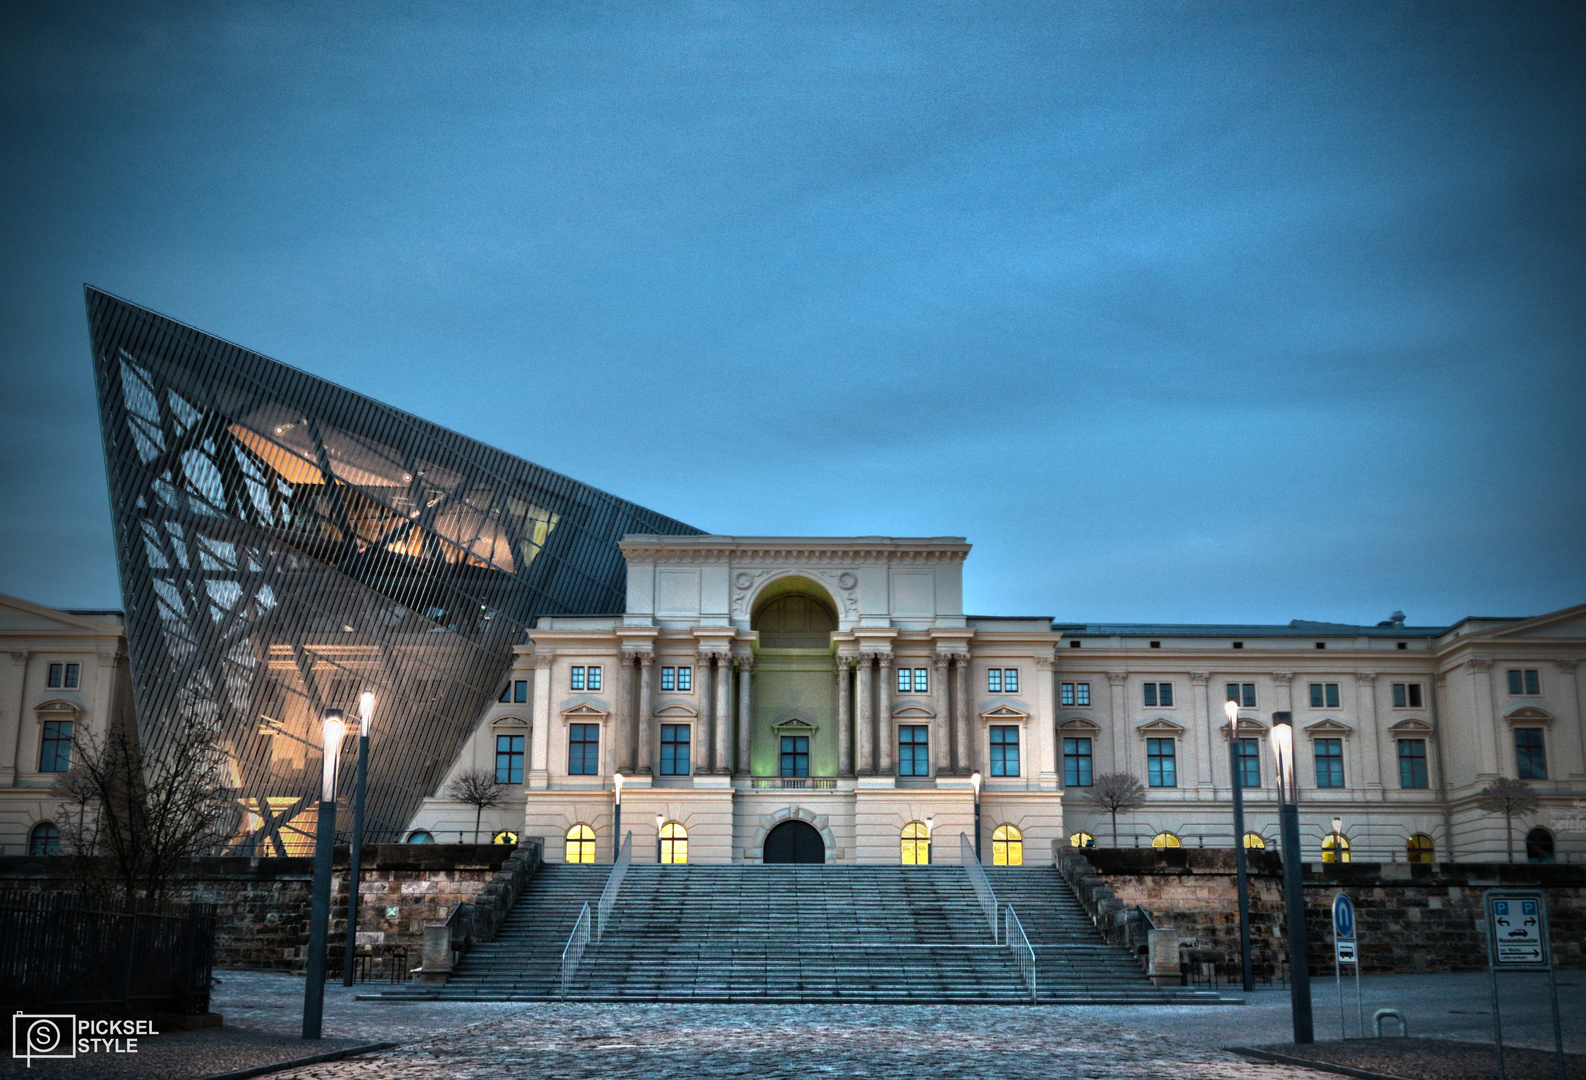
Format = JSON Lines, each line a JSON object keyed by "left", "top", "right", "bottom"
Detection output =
{"left": 275, "top": 1003, "right": 1324, "bottom": 1080}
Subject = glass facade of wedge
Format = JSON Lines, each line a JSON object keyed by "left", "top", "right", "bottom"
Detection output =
{"left": 86, "top": 287, "right": 700, "bottom": 854}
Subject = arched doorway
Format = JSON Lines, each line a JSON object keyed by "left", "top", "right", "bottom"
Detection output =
{"left": 763, "top": 819, "right": 824, "bottom": 863}
{"left": 1526, "top": 827, "right": 1555, "bottom": 864}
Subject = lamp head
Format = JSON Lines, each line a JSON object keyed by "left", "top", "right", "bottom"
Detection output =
{"left": 970, "top": 771, "right": 982, "bottom": 797}
{"left": 924, "top": 815, "right": 934, "bottom": 834}
{"left": 656, "top": 813, "right": 665, "bottom": 831}
{"left": 613, "top": 773, "right": 624, "bottom": 801}
{"left": 1223, "top": 698, "right": 1239, "bottom": 725}
{"left": 358, "top": 691, "right": 375, "bottom": 737}
{"left": 320, "top": 710, "right": 347, "bottom": 801}
{"left": 1270, "top": 711, "right": 1294, "bottom": 795}
{"left": 1332, "top": 816, "right": 1343, "bottom": 835}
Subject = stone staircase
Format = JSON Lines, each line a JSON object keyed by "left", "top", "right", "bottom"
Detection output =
{"left": 379, "top": 862, "right": 1229, "bottom": 1004}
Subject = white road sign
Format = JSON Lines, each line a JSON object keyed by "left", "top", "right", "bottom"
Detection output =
{"left": 1335, "top": 939, "right": 1357, "bottom": 964}
{"left": 1487, "top": 894, "right": 1546, "bottom": 967}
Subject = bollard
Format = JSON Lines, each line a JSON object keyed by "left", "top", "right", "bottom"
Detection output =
{"left": 416, "top": 923, "right": 453, "bottom": 985}
{"left": 1373, "top": 1008, "right": 1407, "bottom": 1037}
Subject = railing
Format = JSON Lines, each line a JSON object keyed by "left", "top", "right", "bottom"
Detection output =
{"left": 560, "top": 901, "right": 591, "bottom": 999}
{"left": 596, "top": 830, "right": 631, "bottom": 940}
{"left": 1005, "top": 904, "right": 1037, "bottom": 1003}
{"left": 750, "top": 777, "right": 838, "bottom": 789}
{"left": 960, "top": 832, "right": 999, "bottom": 942}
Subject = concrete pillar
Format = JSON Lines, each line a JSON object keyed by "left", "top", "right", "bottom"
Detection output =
{"left": 696, "top": 652, "right": 716, "bottom": 773}
{"left": 528, "top": 653, "right": 553, "bottom": 788}
{"left": 614, "top": 654, "right": 633, "bottom": 772}
{"left": 1190, "top": 671, "right": 1213, "bottom": 793}
{"left": 954, "top": 653, "right": 973, "bottom": 776}
{"left": 1555, "top": 658, "right": 1583, "bottom": 779}
{"left": 1106, "top": 671, "right": 1129, "bottom": 772}
{"left": 933, "top": 654, "right": 951, "bottom": 777}
{"left": 1355, "top": 671, "right": 1383, "bottom": 794}
{"left": 1470, "top": 659, "right": 1500, "bottom": 776}
{"left": 714, "top": 653, "right": 733, "bottom": 774}
{"left": 1035, "top": 655, "right": 1058, "bottom": 785}
{"left": 736, "top": 655, "right": 754, "bottom": 774}
{"left": 857, "top": 654, "right": 875, "bottom": 775}
{"left": 636, "top": 654, "right": 655, "bottom": 776}
{"left": 836, "top": 657, "right": 853, "bottom": 776}
{"left": 878, "top": 654, "right": 895, "bottom": 776}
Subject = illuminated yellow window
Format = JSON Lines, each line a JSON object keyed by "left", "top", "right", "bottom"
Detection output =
{"left": 1322, "top": 833, "right": 1351, "bottom": 863}
{"left": 1407, "top": 834, "right": 1434, "bottom": 863}
{"left": 992, "top": 824, "right": 1023, "bottom": 866}
{"left": 1151, "top": 832, "right": 1181, "bottom": 848}
{"left": 661, "top": 821, "right": 689, "bottom": 864}
{"left": 493, "top": 830, "right": 519, "bottom": 845}
{"left": 565, "top": 824, "right": 596, "bottom": 863}
{"left": 1242, "top": 833, "right": 1266, "bottom": 849}
{"left": 1069, "top": 831, "right": 1095, "bottom": 848}
{"left": 900, "top": 821, "right": 931, "bottom": 865}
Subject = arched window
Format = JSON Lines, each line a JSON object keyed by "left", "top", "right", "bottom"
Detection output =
{"left": 900, "top": 821, "right": 931, "bottom": 865}
{"left": 566, "top": 824, "right": 596, "bottom": 864}
{"left": 1242, "top": 833, "right": 1267, "bottom": 849}
{"left": 406, "top": 830, "right": 434, "bottom": 844}
{"left": 492, "top": 830, "right": 519, "bottom": 846}
{"left": 29, "top": 822, "right": 60, "bottom": 856}
{"left": 1151, "top": 832, "right": 1180, "bottom": 848}
{"left": 1526, "top": 827, "right": 1555, "bottom": 864}
{"left": 992, "top": 824, "right": 1023, "bottom": 866}
{"left": 1322, "top": 833, "right": 1351, "bottom": 863}
{"left": 1407, "top": 834, "right": 1434, "bottom": 864}
{"left": 1068, "top": 831, "right": 1095, "bottom": 848}
{"left": 661, "top": 822, "right": 688, "bottom": 864}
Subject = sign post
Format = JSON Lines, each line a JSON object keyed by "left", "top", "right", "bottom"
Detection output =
{"left": 1482, "top": 889, "right": 1565, "bottom": 1080}
{"left": 1331, "top": 892, "right": 1361, "bottom": 1038}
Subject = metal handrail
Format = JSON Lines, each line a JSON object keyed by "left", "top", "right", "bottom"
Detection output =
{"left": 559, "top": 901, "right": 591, "bottom": 999}
{"left": 960, "top": 832, "right": 999, "bottom": 942}
{"left": 1136, "top": 904, "right": 1155, "bottom": 931}
{"left": 596, "top": 831, "right": 632, "bottom": 940}
{"left": 1005, "top": 904, "right": 1037, "bottom": 1003}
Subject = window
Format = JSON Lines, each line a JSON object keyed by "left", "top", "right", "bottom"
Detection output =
{"left": 1392, "top": 683, "right": 1423, "bottom": 708}
{"left": 1069, "top": 640, "right": 1081, "bottom": 648}
{"left": 989, "top": 725, "right": 1020, "bottom": 777}
{"left": 48, "top": 663, "right": 62, "bottom": 687}
{"left": 1146, "top": 738, "right": 1176, "bottom": 787}
{"left": 38, "top": 721, "right": 72, "bottom": 773}
{"left": 1407, "top": 834, "right": 1434, "bottom": 864}
{"left": 912, "top": 668, "right": 928, "bottom": 693}
{"left": 1398, "top": 739, "right": 1428, "bottom": 788}
{"left": 660, "top": 724, "right": 691, "bottom": 776}
{"left": 992, "top": 824, "right": 1023, "bottom": 866}
{"left": 1143, "top": 682, "right": 1173, "bottom": 707}
{"left": 1149, "top": 641, "right": 1161, "bottom": 649}
{"left": 987, "top": 668, "right": 1019, "bottom": 693}
{"left": 1227, "top": 683, "right": 1256, "bottom": 707}
{"left": 568, "top": 724, "right": 600, "bottom": 775}
{"left": 1315, "top": 642, "right": 1327, "bottom": 650}
{"left": 900, "top": 821, "right": 931, "bottom": 865}
{"left": 569, "top": 665, "right": 601, "bottom": 691}
{"left": 1508, "top": 669, "right": 1540, "bottom": 696}
{"left": 498, "top": 679, "right": 528, "bottom": 703}
{"left": 1309, "top": 683, "right": 1340, "bottom": 708}
{"left": 1069, "top": 831, "right": 1095, "bottom": 848}
{"left": 29, "top": 822, "right": 61, "bottom": 856}
{"left": 64, "top": 663, "right": 80, "bottom": 688}
{"left": 1235, "top": 737, "right": 1261, "bottom": 788}
{"left": 565, "top": 824, "right": 596, "bottom": 863}
{"left": 1322, "top": 833, "right": 1351, "bottom": 863}
{"left": 1515, "top": 728, "right": 1546, "bottom": 779}
{"left": 571, "top": 666, "right": 584, "bottom": 691}
{"left": 495, "top": 734, "right": 524, "bottom": 784}
{"left": 1063, "top": 737, "right": 1093, "bottom": 787}
{"left": 1061, "top": 682, "right": 1091, "bottom": 707}
{"left": 660, "top": 822, "right": 688, "bottom": 864}
{"left": 899, "top": 667, "right": 928, "bottom": 693}
{"left": 661, "top": 666, "right": 694, "bottom": 692}
{"left": 1232, "top": 641, "right": 1244, "bottom": 649}
{"left": 405, "top": 830, "right": 434, "bottom": 844}
{"left": 493, "top": 830, "right": 519, "bottom": 845}
{"left": 1526, "top": 827, "right": 1555, "bottom": 864}
{"left": 780, "top": 735, "right": 809, "bottom": 777}
{"left": 1243, "top": 833, "right": 1266, "bottom": 849}
{"left": 1314, "top": 738, "right": 1344, "bottom": 788}
{"left": 898, "top": 725, "right": 930, "bottom": 777}
{"left": 1151, "top": 832, "right": 1180, "bottom": 848}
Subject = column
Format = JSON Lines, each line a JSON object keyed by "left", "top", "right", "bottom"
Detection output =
{"left": 696, "top": 651, "right": 716, "bottom": 773}
{"left": 954, "top": 653, "right": 973, "bottom": 776}
{"left": 878, "top": 653, "right": 895, "bottom": 776}
{"left": 4, "top": 650, "right": 29, "bottom": 785}
{"left": 1190, "top": 671, "right": 1213, "bottom": 792}
{"left": 615, "top": 653, "right": 634, "bottom": 772}
{"left": 1035, "top": 655, "right": 1058, "bottom": 784}
{"left": 1554, "top": 658, "right": 1583, "bottom": 779}
{"left": 637, "top": 654, "right": 655, "bottom": 775}
{"left": 1106, "top": 671, "right": 1128, "bottom": 772}
{"left": 1355, "top": 671, "right": 1382, "bottom": 793}
{"left": 857, "top": 654, "right": 875, "bottom": 775}
{"left": 932, "top": 654, "right": 951, "bottom": 776}
{"left": 714, "top": 653, "right": 733, "bottom": 774}
{"left": 836, "top": 657, "right": 854, "bottom": 776}
{"left": 1469, "top": 659, "right": 1499, "bottom": 776}
{"left": 736, "top": 655, "right": 754, "bottom": 774}
{"left": 529, "top": 653, "right": 554, "bottom": 787}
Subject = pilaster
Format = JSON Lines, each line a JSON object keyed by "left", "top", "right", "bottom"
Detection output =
{"left": 877, "top": 654, "right": 895, "bottom": 776}
{"left": 856, "top": 654, "right": 875, "bottom": 776}
{"left": 528, "top": 652, "right": 554, "bottom": 789}
{"left": 1355, "top": 671, "right": 1383, "bottom": 793}
{"left": 1190, "top": 671, "right": 1213, "bottom": 793}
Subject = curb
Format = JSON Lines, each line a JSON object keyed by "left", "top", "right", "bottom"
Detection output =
{"left": 1226, "top": 1046, "right": 1415, "bottom": 1080}
{"left": 191, "top": 1040, "right": 398, "bottom": 1080}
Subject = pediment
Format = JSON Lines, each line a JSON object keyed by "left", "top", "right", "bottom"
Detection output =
{"left": 560, "top": 703, "right": 609, "bottom": 721}
{"left": 34, "top": 699, "right": 81, "bottom": 716}
{"left": 1137, "top": 717, "right": 1184, "bottom": 735}
{"left": 0, "top": 594, "right": 122, "bottom": 635}
{"left": 772, "top": 717, "right": 818, "bottom": 735}
{"left": 979, "top": 704, "right": 1028, "bottom": 722}
{"left": 1504, "top": 706, "right": 1552, "bottom": 724}
{"left": 491, "top": 715, "right": 530, "bottom": 729}
{"left": 1305, "top": 718, "right": 1353, "bottom": 736}
{"left": 1470, "top": 602, "right": 1586, "bottom": 642}
{"left": 654, "top": 702, "right": 698, "bottom": 719}
{"left": 1058, "top": 716, "right": 1100, "bottom": 732}
{"left": 891, "top": 704, "right": 936, "bottom": 719}
{"left": 1222, "top": 717, "right": 1268, "bottom": 735}
{"left": 1388, "top": 718, "right": 1432, "bottom": 734}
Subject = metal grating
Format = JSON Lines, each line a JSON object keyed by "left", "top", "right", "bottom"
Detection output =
{"left": 85, "top": 287, "right": 701, "bottom": 852}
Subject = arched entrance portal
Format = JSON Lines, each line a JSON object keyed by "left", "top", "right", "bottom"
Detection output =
{"left": 763, "top": 820, "right": 825, "bottom": 863}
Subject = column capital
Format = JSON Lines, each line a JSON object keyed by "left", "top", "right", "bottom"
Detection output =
{"left": 1468, "top": 658, "right": 1493, "bottom": 672}
{"left": 636, "top": 652, "right": 655, "bottom": 667}
{"left": 532, "top": 653, "right": 555, "bottom": 670}
{"left": 620, "top": 649, "right": 648, "bottom": 665}
{"left": 1189, "top": 670, "right": 1210, "bottom": 685}
{"left": 1105, "top": 670, "right": 1128, "bottom": 686}
{"left": 736, "top": 654, "right": 755, "bottom": 672}
{"left": 1556, "top": 658, "right": 1578, "bottom": 674}
{"left": 1034, "top": 655, "right": 1056, "bottom": 671}
{"left": 8, "top": 649, "right": 29, "bottom": 665}
{"left": 876, "top": 653, "right": 893, "bottom": 669}
{"left": 933, "top": 653, "right": 952, "bottom": 671}
{"left": 1354, "top": 670, "right": 1377, "bottom": 684}
{"left": 1271, "top": 671, "right": 1293, "bottom": 685}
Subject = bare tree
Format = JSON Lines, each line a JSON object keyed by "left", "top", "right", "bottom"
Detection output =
{"left": 445, "top": 768, "right": 508, "bottom": 843}
{"left": 1475, "top": 777, "right": 1539, "bottom": 862}
{"left": 1083, "top": 773, "right": 1147, "bottom": 847}
{"left": 55, "top": 715, "right": 237, "bottom": 905}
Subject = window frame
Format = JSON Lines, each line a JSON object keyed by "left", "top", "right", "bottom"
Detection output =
{"left": 987, "top": 668, "right": 1001, "bottom": 694}
{"left": 1235, "top": 736, "right": 1261, "bottom": 788}
{"left": 897, "top": 724, "right": 930, "bottom": 777}
{"left": 1062, "top": 736, "right": 1093, "bottom": 787}
{"left": 47, "top": 663, "right": 63, "bottom": 688}
{"left": 1146, "top": 737, "right": 1177, "bottom": 788}
{"left": 29, "top": 822, "right": 61, "bottom": 856}
{"left": 780, "top": 735, "right": 809, "bottom": 777}
{"left": 1309, "top": 683, "right": 1340, "bottom": 709}
{"left": 992, "top": 824, "right": 1023, "bottom": 866}
{"left": 1227, "top": 683, "right": 1256, "bottom": 708}
{"left": 494, "top": 733, "right": 525, "bottom": 785}
{"left": 1143, "top": 682, "right": 1174, "bottom": 708}
{"left": 38, "top": 720, "right": 73, "bottom": 773}
{"left": 570, "top": 666, "right": 585, "bottom": 691}
{"left": 659, "top": 724, "right": 691, "bottom": 776}
{"left": 989, "top": 724, "right": 1021, "bottom": 777}
{"left": 1397, "top": 738, "right": 1429, "bottom": 788}
{"left": 1508, "top": 669, "right": 1541, "bottom": 696}
{"left": 63, "top": 663, "right": 80, "bottom": 689}
{"left": 1313, "top": 737, "right": 1345, "bottom": 788}
{"left": 567, "top": 723, "right": 600, "bottom": 776}
{"left": 1514, "top": 727, "right": 1547, "bottom": 779}
{"left": 1391, "top": 682, "right": 1423, "bottom": 708}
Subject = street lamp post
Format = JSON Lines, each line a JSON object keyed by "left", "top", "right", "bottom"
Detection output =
{"left": 342, "top": 692, "right": 374, "bottom": 987}
{"left": 303, "top": 709, "right": 347, "bottom": 1039}
{"left": 924, "top": 815, "right": 935, "bottom": 865}
{"left": 656, "top": 814, "right": 665, "bottom": 864}
{"left": 1271, "top": 711, "right": 1314, "bottom": 1044}
{"left": 1330, "top": 816, "right": 1345, "bottom": 863}
{"left": 970, "top": 771, "right": 983, "bottom": 864}
{"left": 612, "top": 773, "right": 623, "bottom": 862}
{"left": 1224, "top": 700, "right": 1255, "bottom": 993}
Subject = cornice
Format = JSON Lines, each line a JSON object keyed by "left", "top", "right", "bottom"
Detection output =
{"left": 619, "top": 535, "right": 971, "bottom": 564}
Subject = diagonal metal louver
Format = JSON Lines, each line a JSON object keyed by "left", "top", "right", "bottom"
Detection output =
{"left": 86, "top": 287, "right": 701, "bottom": 853}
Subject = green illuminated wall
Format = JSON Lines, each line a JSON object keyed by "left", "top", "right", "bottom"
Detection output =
{"left": 750, "top": 650, "right": 836, "bottom": 776}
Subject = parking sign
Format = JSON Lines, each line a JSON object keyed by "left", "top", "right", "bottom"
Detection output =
{"left": 1486, "top": 892, "right": 1549, "bottom": 969}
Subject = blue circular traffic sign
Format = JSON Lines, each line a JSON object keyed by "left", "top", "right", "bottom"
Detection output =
{"left": 1333, "top": 893, "right": 1355, "bottom": 938}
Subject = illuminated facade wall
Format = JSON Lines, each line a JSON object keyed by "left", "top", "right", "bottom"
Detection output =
{"left": 86, "top": 287, "right": 700, "bottom": 853}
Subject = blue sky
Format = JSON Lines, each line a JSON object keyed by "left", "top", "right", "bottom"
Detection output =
{"left": 1, "top": 2, "right": 1582, "bottom": 625}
